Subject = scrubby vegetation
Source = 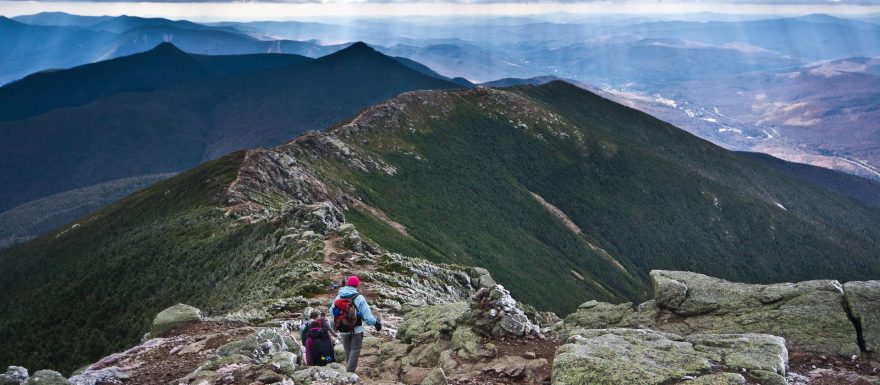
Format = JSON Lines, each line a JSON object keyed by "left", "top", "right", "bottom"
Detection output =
{"left": 332, "top": 82, "right": 880, "bottom": 315}
{"left": 0, "top": 152, "right": 282, "bottom": 373}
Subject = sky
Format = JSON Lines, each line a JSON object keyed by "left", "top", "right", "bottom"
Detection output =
{"left": 1, "top": 0, "right": 879, "bottom": 20}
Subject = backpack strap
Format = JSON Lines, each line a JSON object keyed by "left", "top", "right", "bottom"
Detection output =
{"left": 341, "top": 293, "right": 361, "bottom": 314}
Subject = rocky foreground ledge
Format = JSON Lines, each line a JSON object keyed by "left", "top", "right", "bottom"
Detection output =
{"left": 4, "top": 268, "right": 880, "bottom": 385}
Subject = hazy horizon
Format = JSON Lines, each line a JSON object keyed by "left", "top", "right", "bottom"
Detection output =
{"left": 2, "top": 1, "right": 879, "bottom": 21}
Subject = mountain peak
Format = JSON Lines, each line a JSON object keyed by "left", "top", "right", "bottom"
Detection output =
{"left": 346, "top": 41, "right": 374, "bottom": 52}
{"left": 324, "top": 41, "right": 380, "bottom": 59}
{"left": 147, "top": 41, "right": 187, "bottom": 55}
{"left": 316, "top": 41, "right": 398, "bottom": 66}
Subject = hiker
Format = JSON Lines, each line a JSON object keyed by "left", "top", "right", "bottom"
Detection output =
{"left": 305, "top": 320, "right": 333, "bottom": 366}
{"left": 304, "top": 319, "right": 335, "bottom": 366}
{"left": 330, "top": 275, "right": 382, "bottom": 372}
{"left": 300, "top": 310, "right": 335, "bottom": 345}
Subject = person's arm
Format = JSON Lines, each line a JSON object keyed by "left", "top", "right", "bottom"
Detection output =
{"left": 356, "top": 295, "right": 378, "bottom": 326}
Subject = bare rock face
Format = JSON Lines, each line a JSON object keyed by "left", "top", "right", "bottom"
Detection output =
{"left": 844, "top": 280, "right": 880, "bottom": 352}
{"left": 553, "top": 329, "right": 788, "bottom": 385}
{"left": 553, "top": 328, "right": 711, "bottom": 385}
{"left": 647, "top": 270, "right": 859, "bottom": 356}
{"left": 567, "top": 271, "right": 861, "bottom": 356}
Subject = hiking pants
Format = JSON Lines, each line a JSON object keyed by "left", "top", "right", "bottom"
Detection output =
{"left": 340, "top": 332, "right": 364, "bottom": 372}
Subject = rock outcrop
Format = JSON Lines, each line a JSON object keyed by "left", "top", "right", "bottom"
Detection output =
{"left": 553, "top": 329, "right": 788, "bottom": 385}
{"left": 0, "top": 367, "right": 28, "bottom": 385}
{"left": 648, "top": 270, "right": 858, "bottom": 355}
{"left": 361, "top": 284, "right": 555, "bottom": 384}
{"left": 22, "top": 371, "right": 70, "bottom": 385}
{"left": 149, "top": 304, "right": 203, "bottom": 338}
{"left": 567, "top": 270, "right": 862, "bottom": 356}
{"left": 465, "top": 285, "right": 541, "bottom": 338}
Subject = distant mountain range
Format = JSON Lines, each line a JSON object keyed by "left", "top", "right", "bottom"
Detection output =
{"left": 0, "top": 14, "right": 344, "bottom": 85}
{"left": 2, "top": 11, "right": 879, "bottom": 245}
{"left": 3, "top": 81, "right": 879, "bottom": 373}
{"left": 0, "top": 42, "right": 464, "bottom": 246}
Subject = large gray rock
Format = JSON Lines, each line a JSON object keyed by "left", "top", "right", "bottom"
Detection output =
{"left": 291, "top": 363, "right": 360, "bottom": 385}
{"left": 0, "top": 367, "right": 28, "bottom": 385}
{"left": 553, "top": 328, "right": 710, "bottom": 385}
{"left": 465, "top": 285, "right": 539, "bottom": 337}
{"left": 22, "top": 370, "right": 70, "bottom": 385}
{"left": 468, "top": 267, "right": 496, "bottom": 289}
{"left": 648, "top": 270, "right": 859, "bottom": 355}
{"left": 553, "top": 329, "right": 791, "bottom": 385}
{"left": 397, "top": 302, "right": 468, "bottom": 344}
{"left": 686, "top": 334, "right": 788, "bottom": 375}
{"left": 215, "top": 328, "right": 300, "bottom": 362}
{"left": 844, "top": 280, "right": 880, "bottom": 352}
{"left": 68, "top": 367, "right": 129, "bottom": 385}
{"left": 149, "top": 303, "right": 202, "bottom": 337}
{"left": 565, "top": 300, "right": 634, "bottom": 329}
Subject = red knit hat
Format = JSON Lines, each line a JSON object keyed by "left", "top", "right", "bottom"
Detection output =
{"left": 347, "top": 275, "right": 360, "bottom": 288}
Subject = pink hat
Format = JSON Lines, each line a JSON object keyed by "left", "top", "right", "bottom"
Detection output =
{"left": 347, "top": 275, "right": 360, "bottom": 288}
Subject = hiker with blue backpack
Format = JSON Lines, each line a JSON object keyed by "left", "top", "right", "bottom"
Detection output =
{"left": 330, "top": 275, "right": 382, "bottom": 372}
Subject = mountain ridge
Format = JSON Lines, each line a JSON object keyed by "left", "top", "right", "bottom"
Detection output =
{"left": 0, "top": 42, "right": 463, "bottom": 215}
{"left": 2, "top": 80, "right": 880, "bottom": 373}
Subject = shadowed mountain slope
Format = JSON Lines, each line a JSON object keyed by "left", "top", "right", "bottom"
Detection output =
{"left": 0, "top": 42, "right": 463, "bottom": 214}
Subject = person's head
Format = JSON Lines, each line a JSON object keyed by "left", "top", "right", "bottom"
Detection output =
{"left": 320, "top": 312, "right": 326, "bottom": 319}
{"left": 309, "top": 310, "right": 320, "bottom": 320}
{"left": 347, "top": 275, "right": 360, "bottom": 288}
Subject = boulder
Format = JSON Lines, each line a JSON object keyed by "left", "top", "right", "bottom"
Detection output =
{"left": 499, "top": 314, "right": 531, "bottom": 336}
{"left": 22, "top": 371, "right": 70, "bottom": 385}
{"left": 149, "top": 304, "right": 202, "bottom": 337}
{"left": 647, "top": 270, "right": 859, "bottom": 355}
{"left": 420, "top": 367, "right": 447, "bottom": 385}
{"left": 466, "top": 285, "right": 539, "bottom": 337}
{"left": 553, "top": 328, "right": 710, "bottom": 385}
{"left": 0, "top": 367, "right": 28, "bottom": 385}
{"left": 844, "top": 280, "right": 880, "bottom": 352}
{"left": 265, "top": 351, "right": 299, "bottom": 376}
{"left": 468, "top": 267, "right": 497, "bottom": 289}
{"left": 291, "top": 363, "right": 360, "bottom": 385}
{"left": 68, "top": 367, "right": 129, "bottom": 385}
{"left": 565, "top": 300, "right": 634, "bottom": 329}
{"left": 397, "top": 302, "right": 468, "bottom": 344}
{"left": 686, "top": 334, "right": 788, "bottom": 375}
{"left": 553, "top": 329, "right": 791, "bottom": 385}
{"left": 215, "top": 328, "right": 301, "bottom": 363}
